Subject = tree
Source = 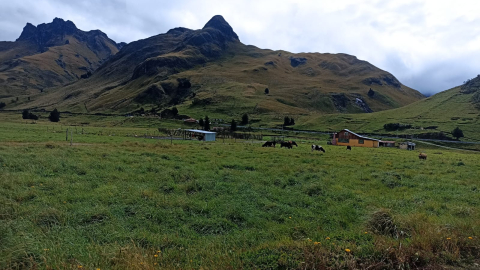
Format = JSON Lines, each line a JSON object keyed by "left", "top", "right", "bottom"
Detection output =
{"left": 241, "top": 113, "right": 249, "bottom": 125}
{"left": 204, "top": 116, "right": 210, "bottom": 131}
{"left": 48, "top": 108, "right": 60, "bottom": 122}
{"left": 0, "top": 102, "right": 5, "bottom": 109}
{"left": 284, "top": 116, "right": 291, "bottom": 126}
{"left": 22, "top": 109, "right": 30, "bottom": 119}
{"left": 452, "top": 127, "right": 464, "bottom": 140}
{"left": 230, "top": 119, "right": 237, "bottom": 132}
{"left": 172, "top": 107, "right": 179, "bottom": 116}
{"left": 199, "top": 118, "right": 204, "bottom": 127}
{"left": 265, "top": 88, "right": 269, "bottom": 95}
{"left": 290, "top": 118, "right": 295, "bottom": 126}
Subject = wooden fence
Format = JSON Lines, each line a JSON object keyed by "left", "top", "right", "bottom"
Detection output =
{"left": 157, "top": 128, "right": 263, "bottom": 141}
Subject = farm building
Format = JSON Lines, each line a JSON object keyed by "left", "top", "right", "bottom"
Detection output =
{"left": 183, "top": 118, "right": 198, "bottom": 124}
{"left": 399, "top": 142, "right": 416, "bottom": 150}
{"left": 185, "top": 129, "right": 216, "bottom": 141}
{"left": 332, "top": 129, "right": 380, "bottom": 148}
{"left": 379, "top": 141, "right": 396, "bottom": 147}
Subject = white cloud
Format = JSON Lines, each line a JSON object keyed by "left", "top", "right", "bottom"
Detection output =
{"left": 0, "top": 0, "right": 479, "bottom": 94}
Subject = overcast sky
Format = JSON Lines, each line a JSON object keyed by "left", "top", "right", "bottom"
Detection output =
{"left": 1, "top": 0, "right": 479, "bottom": 95}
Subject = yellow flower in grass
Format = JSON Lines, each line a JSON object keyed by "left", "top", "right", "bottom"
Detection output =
{"left": 447, "top": 238, "right": 451, "bottom": 240}
{"left": 325, "top": 237, "right": 330, "bottom": 240}
{"left": 468, "top": 237, "right": 473, "bottom": 239}
{"left": 364, "top": 232, "right": 368, "bottom": 234}
{"left": 345, "top": 249, "right": 351, "bottom": 253}
{"left": 314, "top": 242, "right": 320, "bottom": 245}
{"left": 154, "top": 254, "right": 158, "bottom": 257}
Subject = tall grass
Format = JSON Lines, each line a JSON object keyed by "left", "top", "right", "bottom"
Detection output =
{"left": 0, "top": 121, "right": 479, "bottom": 269}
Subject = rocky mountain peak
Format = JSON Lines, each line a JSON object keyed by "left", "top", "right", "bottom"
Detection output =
{"left": 202, "top": 15, "right": 238, "bottom": 40}
{"left": 16, "top": 17, "right": 78, "bottom": 44}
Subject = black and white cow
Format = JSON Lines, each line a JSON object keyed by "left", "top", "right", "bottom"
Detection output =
{"left": 311, "top": 145, "right": 325, "bottom": 153}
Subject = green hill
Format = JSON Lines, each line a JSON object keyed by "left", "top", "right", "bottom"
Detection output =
{"left": 297, "top": 78, "right": 480, "bottom": 141}
{"left": 9, "top": 15, "right": 424, "bottom": 118}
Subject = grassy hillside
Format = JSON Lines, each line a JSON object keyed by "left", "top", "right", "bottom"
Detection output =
{"left": 296, "top": 85, "right": 480, "bottom": 141}
{"left": 15, "top": 16, "right": 424, "bottom": 118}
{"left": 0, "top": 120, "right": 479, "bottom": 269}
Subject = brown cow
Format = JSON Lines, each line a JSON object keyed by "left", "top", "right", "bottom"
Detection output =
{"left": 418, "top": 153, "right": 427, "bottom": 160}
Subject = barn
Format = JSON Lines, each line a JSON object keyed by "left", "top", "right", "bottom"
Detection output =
{"left": 185, "top": 129, "right": 216, "bottom": 141}
{"left": 332, "top": 129, "right": 380, "bottom": 148}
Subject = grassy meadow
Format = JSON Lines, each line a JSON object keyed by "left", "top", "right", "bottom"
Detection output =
{"left": 1, "top": 115, "right": 479, "bottom": 269}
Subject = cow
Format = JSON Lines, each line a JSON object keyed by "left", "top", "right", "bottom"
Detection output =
{"left": 312, "top": 145, "right": 325, "bottom": 152}
{"left": 280, "top": 141, "right": 293, "bottom": 149}
{"left": 347, "top": 146, "right": 352, "bottom": 150}
{"left": 289, "top": 141, "right": 298, "bottom": 147}
{"left": 418, "top": 153, "right": 427, "bottom": 160}
{"left": 262, "top": 141, "right": 276, "bottom": 147}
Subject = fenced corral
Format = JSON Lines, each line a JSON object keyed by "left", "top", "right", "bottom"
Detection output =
{"left": 157, "top": 128, "right": 264, "bottom": 141}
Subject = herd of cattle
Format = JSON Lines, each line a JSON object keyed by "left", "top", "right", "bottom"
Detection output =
{"left": 262, "top": 141, "right": 326, "bottom": 152}
{"left": 261, "top": 140, "right": 428, "bottom": 159}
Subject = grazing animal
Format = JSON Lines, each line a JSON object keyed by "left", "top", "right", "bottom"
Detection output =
{"left": 418, "top": 153, "right": 427, "bottom": 160}
{"left": 280, "top": 141, "right": 293, "bottom": 149}
{"left": 289, "top": 141, "right": 298, "bottom": 147}
{"left": 347, "top": 146, "right": 352, "bottom": 150}
{"left": 311, "top": 145, "right": 326, "bottom": 153}
{"left": 262, "top": 141, "right": 276, "bottom": 147}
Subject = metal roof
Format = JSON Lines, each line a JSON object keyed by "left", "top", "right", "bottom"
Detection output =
{"left": 342, "top": 129, "right": 380, "bottom": 141}
{"left": 185, "top": 129, "right": 216, "bottom": 134}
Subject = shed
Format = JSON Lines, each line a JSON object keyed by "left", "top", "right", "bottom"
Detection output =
{"left": 380, "top": 141, "right": 396, "bottom": 147}
{"left": 185, "top": 129, "right": 216, "bottom": 141}
{"left": 399, "top": 142, "right": 416, "bottom": 150}
{"left": 332, "top": 129, "right": 380, "bottom": 148}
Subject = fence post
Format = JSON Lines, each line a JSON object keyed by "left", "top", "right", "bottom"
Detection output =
{"left": 66, "top": 129, "right": 68, "bottom": 141}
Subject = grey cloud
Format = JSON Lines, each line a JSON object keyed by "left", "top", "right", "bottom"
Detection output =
{"left": 0, "top": 0, "right": 479, "bottom": 95}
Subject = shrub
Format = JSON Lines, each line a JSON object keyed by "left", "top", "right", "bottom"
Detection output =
{"left": 452, "top": 127, "right": 464, "bottom": 140}
{"left": 204, "top": 116, "right": 210, "bottom": 131}
{"left": 241, "top": 113, "right": 249, "bottom": 125}
{"left": 22, "top": 109, "right": 38, "bottom": 120}
{"left": 48, "top": 108, "right": 60, "bottom": 122}
{"left": 230, "top": 119, "right": 237, "bottom": 132}
{"left": 0, "top": 102, "right": 5, "bottom": 109}
{"left": 265, "top": 88, "right": 269, "bottom": 95}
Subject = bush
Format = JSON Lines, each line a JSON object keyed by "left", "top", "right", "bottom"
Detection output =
{"left": 22, "top": 109, "right": 38, "bottom": 120}
{"left": 241, "top": 114, "right": 249, "bottom": 125}
{"left": 0, "top": 102, "right": 5, "bottom": 109}
{"left": 22, "top": 109, "right": 29, "bottom": 119}
{"left": 265, "top": 88, "right": 269, "bottom": 95}
{"left": 230, "top": 119, "right": 237, "bottom": 132}
{"left": 48, "top": 108, "right": 60, "bottom": 122}
{"left": 204, "top": 116, "right": 210, "bottom": 131}
{"left": 383, "top": 123, "right": 412, "bottom": 131}
{"left": 452, "top": 127, "right": 464, "bottom": 140}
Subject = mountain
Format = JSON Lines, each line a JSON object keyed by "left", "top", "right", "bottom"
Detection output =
{"left": 298, "top": 77, "right": 480, "bottom": 141}
{"left": 4, "top": 15, "right": 424, "bottom": 117}
{"left": 0, "top": 18, "right": 122, "bottom": 99}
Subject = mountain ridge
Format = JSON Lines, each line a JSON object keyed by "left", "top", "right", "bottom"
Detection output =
{"left": 1, "top": 15, "right": 424, "bottom": 119}
{"left": 0, "top": 17, "right": 122, "bottom": 98}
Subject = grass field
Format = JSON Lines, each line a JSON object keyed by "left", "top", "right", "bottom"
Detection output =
{"left": 1, "top": 116, "right": 479, "bottom": 269}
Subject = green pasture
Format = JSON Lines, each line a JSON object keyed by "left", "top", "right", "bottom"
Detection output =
{"left": 0, "top": 119, "right": 479, "bottom": 269}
